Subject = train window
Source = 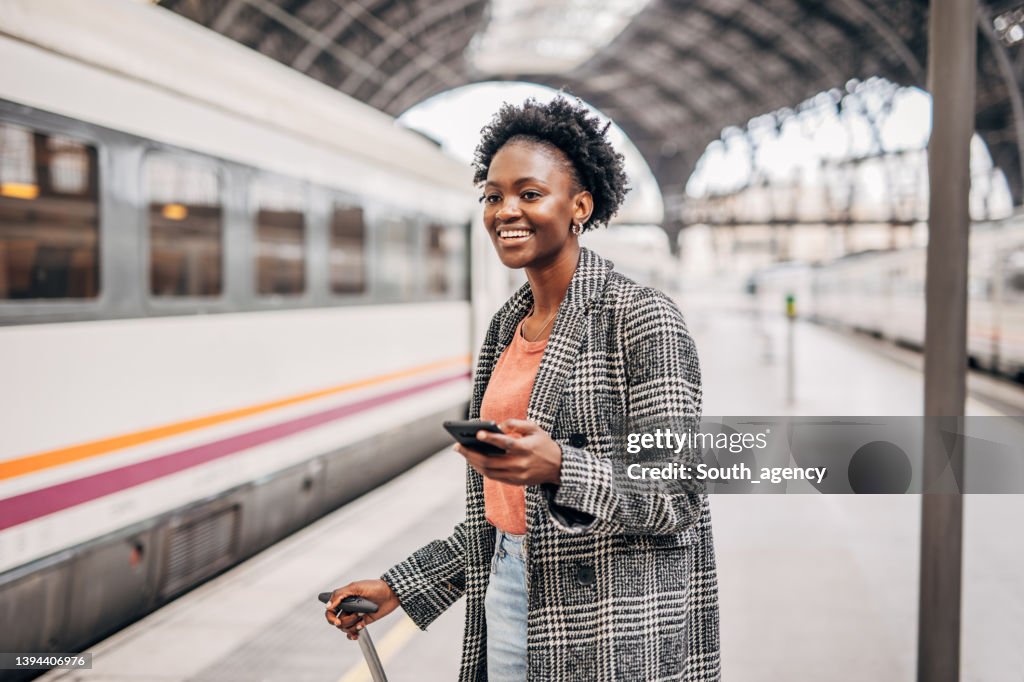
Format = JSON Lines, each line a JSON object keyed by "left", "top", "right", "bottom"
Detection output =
{"left": 376, "top": 216, "right": 418, "bottom": 299}
{"left": 0, "top": 122, "right": 99, "bottom": 299}
{"left": 424, "top": 222, "right": 468, "bottom": 299}
{"left": 1007, "top": 269, "right": 1024, "bottom": 297}
{"left": 329, "top": 205, "right": 366, "bottom": 294}
{"left": 147, "top": 155, "right": 222, "bottom": 297}
{"left": 253, "top": 179, "right": 305, "bottom": 296}
{"left": 425, "top": 223, "right": 449, "bottom": 295}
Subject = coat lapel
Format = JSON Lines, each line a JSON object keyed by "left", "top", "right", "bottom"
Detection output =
{"left": 470, "top": 247, "right": 613, "bottom": 429}
{"left": 526, "top": 247, "right": 612, "bottom": 433}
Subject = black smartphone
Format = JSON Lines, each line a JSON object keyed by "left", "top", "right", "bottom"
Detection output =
{"left": 443, "top": 419, "right": 506, "bottom": 456}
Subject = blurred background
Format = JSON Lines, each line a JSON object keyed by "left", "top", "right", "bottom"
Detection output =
{"left": 1, "top": 0, "right": 1022, "bottom": 680}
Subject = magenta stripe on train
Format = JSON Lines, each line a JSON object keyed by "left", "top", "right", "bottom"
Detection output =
{"left": 0, "top": 371, "right": 470, "bottom": 531}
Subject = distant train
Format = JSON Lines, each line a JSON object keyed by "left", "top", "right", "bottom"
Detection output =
{"left": 751, "top": 215, "right": 1024, "bottom": 381}
{"left": 0, "top": 0, "right": 508, "bottom": 667}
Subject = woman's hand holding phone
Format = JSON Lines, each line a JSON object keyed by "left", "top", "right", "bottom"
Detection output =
{"left": 443, "top": 419, "right": 507, "bottom": 455}
{"left": 454, "top": 419, "right": 563, "bottom": 487}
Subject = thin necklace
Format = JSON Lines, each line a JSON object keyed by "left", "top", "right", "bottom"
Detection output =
{"left": 521, "top": 305, "right": 557, "bottom": 342}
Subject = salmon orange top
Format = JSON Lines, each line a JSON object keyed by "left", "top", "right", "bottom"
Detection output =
{"left": 479, "top": 319, "right": 548, "bottom": 535}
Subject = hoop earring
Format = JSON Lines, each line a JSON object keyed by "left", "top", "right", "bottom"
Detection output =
{"left": 570, "top": 221, "right": 583, "bottom": 236}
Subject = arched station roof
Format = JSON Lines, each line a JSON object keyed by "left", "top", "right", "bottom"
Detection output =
{"left": 160, "top": 0, "right": 1024, "bottom": 220}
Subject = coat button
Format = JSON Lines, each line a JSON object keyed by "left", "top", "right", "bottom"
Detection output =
{"left": 576, "top": 564, "right": 596, "bottom": 586}
{"left": 569, "top": 433, "right": 588, "bottom": 448}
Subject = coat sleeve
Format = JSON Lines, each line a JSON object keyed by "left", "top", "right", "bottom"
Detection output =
{"left": 380, "top": 520, "right": 467, "bottom": 630}
{"left": 541, "top": 287, "right": 705, "bottom": 536}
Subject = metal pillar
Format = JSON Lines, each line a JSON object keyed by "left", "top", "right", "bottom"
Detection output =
{"left": 918, "top": 1, "right": 976, "bottom": 681}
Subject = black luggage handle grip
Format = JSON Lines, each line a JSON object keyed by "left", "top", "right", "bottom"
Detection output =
{"left": 318, "top": 592, "right": 380, "bottom": 616}
{"left": 318, "top": 591, "right": 390, "bottom": 682}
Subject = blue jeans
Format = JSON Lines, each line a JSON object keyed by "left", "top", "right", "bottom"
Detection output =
{"left": 485, "top": 529, "right": 528, "bottom": 681}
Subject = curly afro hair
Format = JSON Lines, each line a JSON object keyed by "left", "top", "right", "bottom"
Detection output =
{"left": 472, "top": 96, "right": 630, "bottom": 231}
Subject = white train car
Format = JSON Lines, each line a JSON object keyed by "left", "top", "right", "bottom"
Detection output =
{"left": 982, "top": 221, "right": 1024, "bottom": 377}
{"left": 751, "top": 215, "right": 1024, "bottom": 381}
{"left": 0, "top": 0, "right": 499, "bottom": 665}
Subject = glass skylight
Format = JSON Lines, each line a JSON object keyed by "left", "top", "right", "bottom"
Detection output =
{"left": 467, "top": 0, "right": 652, "bottom": 74}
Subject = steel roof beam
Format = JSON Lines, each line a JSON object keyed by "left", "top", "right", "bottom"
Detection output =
{"left": 289, "top": 0, "right": 377, "bottom": 71}
{"left": 240, "top": 0, "right": 385, "bottom": 84}
{"left": 212, "top": 0, "right": 248, "bottom": 33}
{"left": 322, "top": 0, "right": 464, "bottom": 90}
{"left": 373, "top": 22, "right": 481, "bottom": 113}
{"left": 828, "top": 0, "right": 925, "bottom": 82}
{"left": 716, "top": 0, "right": 848, "bottom": 87}
{"left": 977, "top": 2, "right": 1024, "bottom": 204}
{"left": 343, "top": 0, "right": 482, "bottom": 94}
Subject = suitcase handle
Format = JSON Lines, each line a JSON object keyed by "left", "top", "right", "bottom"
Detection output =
{"left": 318, "top": 592, "right": 380, "bottom": 615}
{"left": 318, "top": 592, "right": 388, "bottom": 682}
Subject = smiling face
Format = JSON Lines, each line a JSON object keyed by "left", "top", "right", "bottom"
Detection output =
{"left": 481, "top": 140, "right": 592, "bottom": 271}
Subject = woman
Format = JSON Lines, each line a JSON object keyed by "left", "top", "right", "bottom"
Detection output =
{"left": 325, "top": 97, "right": 721, "bottom": 681}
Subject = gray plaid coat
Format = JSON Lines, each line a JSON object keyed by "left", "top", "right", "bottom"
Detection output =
{"left": 382, "top": 247, "right": 721, "bottom": 681}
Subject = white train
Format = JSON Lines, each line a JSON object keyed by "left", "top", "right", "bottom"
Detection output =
{"left": 751, "top": 216, "right": 1024, "bottom": 381}
{"left": 0, "top": 0, "right": 508, "bottom": 665}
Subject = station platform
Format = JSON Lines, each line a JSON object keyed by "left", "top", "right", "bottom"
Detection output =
{"left": 42, "top": 309, "right": 1024, "bottom": 681}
